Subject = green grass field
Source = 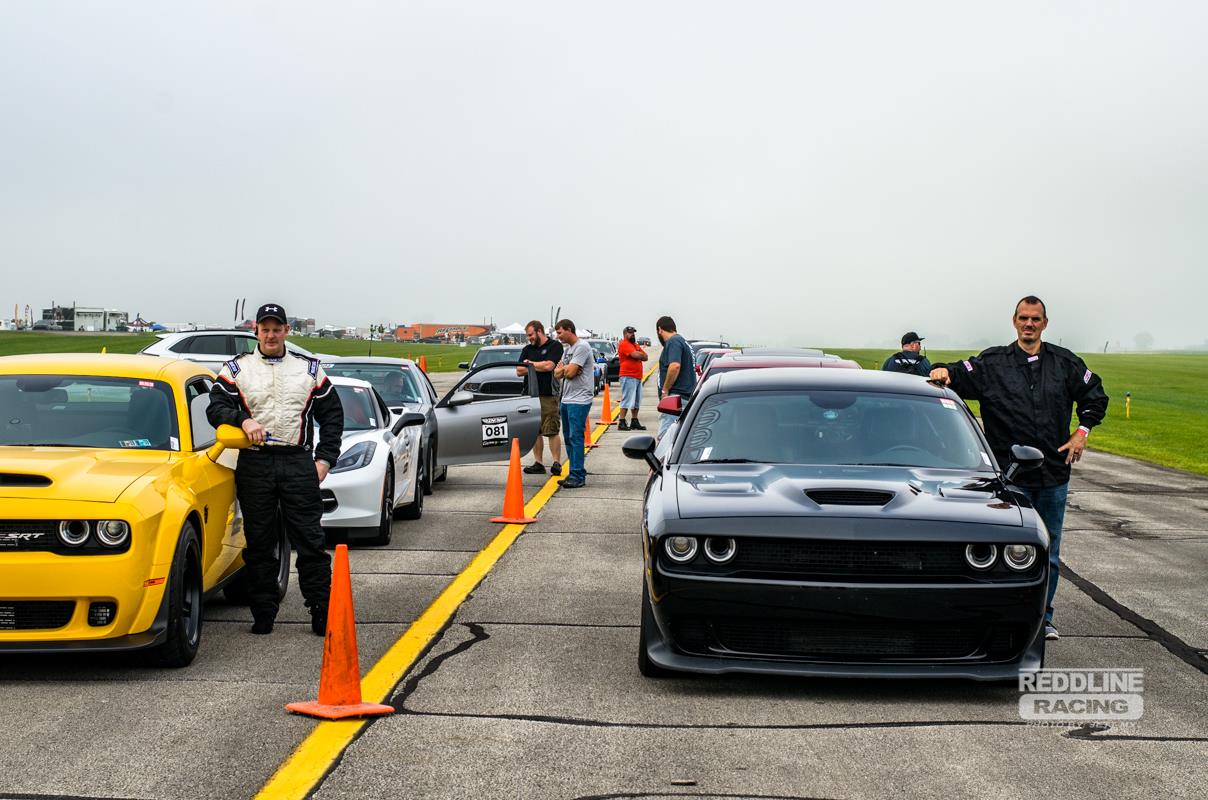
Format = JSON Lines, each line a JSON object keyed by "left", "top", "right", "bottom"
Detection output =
{"left": 830, "top": 347, "right": 1208, "bottom": 478}
{"left": 0, "top": 332, "right": 478, "bottom": 372}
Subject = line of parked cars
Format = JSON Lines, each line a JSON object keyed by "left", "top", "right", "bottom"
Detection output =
{"left": 0, "top": 330, "right": 542, "bottom": 665}
{"left": 626, "top": 342, "right": 1050, "bottom": 681}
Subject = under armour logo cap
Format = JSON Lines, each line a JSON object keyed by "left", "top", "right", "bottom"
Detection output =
{"left": 901, "top": 331, "right": 924, "bottom": 346}
{"left": 256, "top": 303, "right": 288, "bottom": 323}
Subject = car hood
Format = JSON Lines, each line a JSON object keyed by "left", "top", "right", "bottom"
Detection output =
{"left": 0, "top": 447, "right": 172, "bottom": 503}
{"left": 673, "top": 463, "right": 1022, "bottom": 526}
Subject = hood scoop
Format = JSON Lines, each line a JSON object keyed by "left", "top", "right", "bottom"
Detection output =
{"left": 0, "top": 473, "right": 52, "bottom": 487}
{"left": 805, "top": 489, "right": 894, "bottom": 506}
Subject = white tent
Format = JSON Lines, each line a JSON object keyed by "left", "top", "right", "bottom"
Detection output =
{"left": 497, "top": 322, "right": 527, "bottom": 335}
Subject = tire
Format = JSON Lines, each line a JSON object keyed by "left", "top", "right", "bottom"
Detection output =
{"left": 421, "top": 444, "right": 435, "bottom": 496}
{"left": 223, "top": 516, "right": 290, "bottom": 604}
{"left": 146, "top": 522, "right": 203, "bottom": 668}
{"left": 638, "top": 578, "right": 674, "bottom": 678}
{"left": 397, "top": 461, "right": 424, "bottom": 520}
{"left": 370, "top": 468, "right": 394, "bottom": 545}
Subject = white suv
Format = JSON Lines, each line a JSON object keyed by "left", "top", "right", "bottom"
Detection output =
{"left": 140, "top": 330, "right": 315, "bottom": 372}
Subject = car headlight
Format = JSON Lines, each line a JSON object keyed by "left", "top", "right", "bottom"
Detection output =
{"left": 965, "top": 543, "right": 997, "bottom": 570}
{"left": 58, "top": 520, "right": 91, "bottom": 547}
{"left": 703, "top": 537, "right": 737, "bottom": 564}
{"left": 664, "top": 536, "right": 698, "bottom": 563}
{"left": 96, "top": 520, "right": 130, "bottom": 548}
{"left": 332, "top": 441, "right": 377, "bottom": 473}
{"left": 1003, "top": 544, "right": 1037, "bottom": 571}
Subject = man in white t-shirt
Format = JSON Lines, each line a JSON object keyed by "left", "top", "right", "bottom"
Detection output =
{"left": 553, "top": 319, "right": 594, "bottom": 488}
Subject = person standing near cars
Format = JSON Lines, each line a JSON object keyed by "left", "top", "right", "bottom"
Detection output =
{"left": 207, "top": 303, "right": 343, "bottom": 637}
{"left": 656, "top": 316, "right": 697, "bottom": 440}
{"left": 552, "top": 319, "right": 594, "bottom": 489}
{"left": 616, "top": 325, "right": 648, "bottom": 431}
{"left": 930, "top": 296, "right": 1108, "bottom": 641}
{"left": 881, "top": 331, "right": 933, "bottom": 376}
{"left": 517, "top": 320, "right": 564, "bottom": 476}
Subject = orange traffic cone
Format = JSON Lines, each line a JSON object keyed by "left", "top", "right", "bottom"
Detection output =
{"left": 584, "top": 414, "right": 599, "bottom": 449}
{"left": 596, "top": 382, "right": 615, "bottom": 425}
{"left": 286, "top": 545, "right": 394, "bottom": 720}
{"left": 419, "top": 355, "right": 428, "bottom": 373}
{"left": 491, "top": 438, "right": 538, "bottom": 524}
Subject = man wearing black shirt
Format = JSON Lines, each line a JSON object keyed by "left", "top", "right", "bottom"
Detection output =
{"left": 931, "top": 296, "right": 1108, "bottom": 641}
{"left": 517, "top": 320, "right": 565, "bottom": 475}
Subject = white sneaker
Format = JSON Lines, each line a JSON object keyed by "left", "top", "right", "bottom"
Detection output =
{"left": 1044, "top": 624, "right": 1060, "bottom": 641}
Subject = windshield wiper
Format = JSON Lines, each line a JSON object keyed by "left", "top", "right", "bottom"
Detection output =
{"left": 853, "top": 462, "right": 921, "bottom": 467}
{"left": 695, "top": 458, "right": 758, "bottom": 464}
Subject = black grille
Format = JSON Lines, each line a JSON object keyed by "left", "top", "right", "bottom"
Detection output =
{"left": 0, "top": 601, "right": 76, "bottom": 630}
{"left": 731, "top": 538, "right": 967, "bottom": 578}
{"left": 478, "top": 380, "right": 524, "bottom": 397}
{"left": 806, "top": 489, "right": 894, "bottom": 506}
{"left": 0, "top": 473, "right": 52, "bottom": 487}
{"left": 676, "top": 616, "right": 989, "bottom": 661}
{"left": 320, "top": 490, "right": 339, "bottom": 513}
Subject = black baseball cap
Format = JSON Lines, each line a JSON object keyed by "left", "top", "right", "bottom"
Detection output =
{"left": 623, "top": 325, "right": 637, "bottom": 333}
{"left": 901, "top": 331, "right": 924, "bottom": 346}
{"left": 256, "top": 303, "right": 288, "bottom": 324}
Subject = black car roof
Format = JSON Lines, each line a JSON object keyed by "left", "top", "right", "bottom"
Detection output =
{"left": 711, "top": 367, "right": 955, "bottom": 399}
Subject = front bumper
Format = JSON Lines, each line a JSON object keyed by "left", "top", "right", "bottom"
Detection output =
{"left": 646, "top": 567, "right": 1047, "bottom": 680}
{"left": 320, "top": 467, "right": 385, "bottom": 529}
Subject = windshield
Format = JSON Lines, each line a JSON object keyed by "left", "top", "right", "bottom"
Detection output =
{"left": 0, "top": 375, "right": 180, "bottom": 450}
{"left": 589, "top": 341, "right": 614, "bottom": 356}
{"left": 473, "top": 348, "right": 523, "bottom": 367}
{"left": 324, "top": 363, "right": 423, "bottom": 406}
{"left": 680, "top": 390, "right": 988, "bottom": 470}
{"left": 333, "top": 384, "right": 381, "bottom": 431}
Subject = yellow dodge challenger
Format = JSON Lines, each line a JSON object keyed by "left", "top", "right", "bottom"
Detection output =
{"left": 0, "top": 354, "right": 283, "bottom": 666}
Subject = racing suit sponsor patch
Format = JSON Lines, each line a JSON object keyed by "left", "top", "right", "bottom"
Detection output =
{"left": 226, "top": 360, "right": 240, "bottom": 376}
{"left": 1083, "top": 369, "right": 1093, "bottom": 384}
{"left": 963, "top": 360, "right": 973, "bottom": 372}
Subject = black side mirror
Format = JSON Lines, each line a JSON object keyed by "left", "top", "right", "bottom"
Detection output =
{"left": 1005, "top": 444, "right": 1045, "bottom": 482}
{"left": 392, "top": 411, "right": 426, "bottom": 435}
{"left": 622, "top": 434, "right": 660, "bottom": 472}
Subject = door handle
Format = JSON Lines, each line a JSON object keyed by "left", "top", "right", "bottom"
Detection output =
{"left": 516, "top": 406, "right": 531, "bottom": 413}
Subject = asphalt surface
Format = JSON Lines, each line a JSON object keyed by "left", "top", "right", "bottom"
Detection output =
{"left": 2, "top": 364, "right": 1206, "bottom": 799}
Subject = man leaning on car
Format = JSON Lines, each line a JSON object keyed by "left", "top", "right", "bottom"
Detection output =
{"left": 207, "top": 303, "right": 344, "bottom": 637}
{"left": 930, "top": 295, "right": 1108, "bottom": 642}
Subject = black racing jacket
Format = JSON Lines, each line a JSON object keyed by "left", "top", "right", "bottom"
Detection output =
{"left": 881, "top": 351, "right": 933, "bottom": 377}
{"left": 938, "top": 342, "right": 1109, "bottom": 488}
{"left": 206, "top": 350, "right": 344, "bottom": 466}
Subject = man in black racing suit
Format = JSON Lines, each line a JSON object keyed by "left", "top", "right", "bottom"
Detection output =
{"left": 207, "top": 303, "right": 343, "bottom": 635}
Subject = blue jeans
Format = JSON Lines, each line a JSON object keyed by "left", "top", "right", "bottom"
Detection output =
{"left": 559, "top": 402, "right": 591, "bottom": 482}
{"left": 1017, "top": 483, "right": 1069, "bottom": 624}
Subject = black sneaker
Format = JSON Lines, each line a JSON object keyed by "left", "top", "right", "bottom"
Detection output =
{"left": 310, "top": 606, "right": 328, "bottom": 637}
{"left": 617, "top": 419, "right": 630, "bottom": 431}
{"left": 558, "top": 478, "right": 585, "bottom": 489}
{"left": 629, "top": 419, "right": 646, "bottom": 431}
{"left": 251, "top": 617, "right": 275, "bottom": 635}
{"left": 522, "top": 462, "right": 546, "bottom": 475}
{"left": 550, "top": 461, "right": 562, "bottom": 476}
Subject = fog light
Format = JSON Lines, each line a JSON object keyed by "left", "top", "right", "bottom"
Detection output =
{"left": 96, "top": 520, "right": 130, "bottom": 547}
{"left": 703, "top": 537, "right": 737, "bottom": 564}
{"left": 88, "top": 602, "right": 116, "bottom": 627}
{"left": 965, "top": 543, "right": 997, "bottom": 570}
{"left": 664, "top": 536, "right": 698, "bottom": 563}
{"left": 58, "top": 520, "right": 90, "bottom": 547}
{"left": 1003, "top": 544, "right": 1037, "bottom": 571}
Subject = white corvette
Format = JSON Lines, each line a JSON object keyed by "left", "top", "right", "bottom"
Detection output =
{"left": 320, "top": 377, "right": 426, "bottom": 545}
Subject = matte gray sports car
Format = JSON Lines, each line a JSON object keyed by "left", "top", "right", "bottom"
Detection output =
{"left": 624, "top": 368, "right": 1049, "bottom": 680}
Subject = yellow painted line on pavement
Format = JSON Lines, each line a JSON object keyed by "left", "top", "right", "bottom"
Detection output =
{"left": 256, "top": 364, "right": 657, "bottom": 799}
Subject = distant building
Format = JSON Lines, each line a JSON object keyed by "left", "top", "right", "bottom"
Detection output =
{"left": 41, "top": 305, "right": 129, "bottom": 332}
{"left": 394, "top": 323, "right": 493, "bottom": 343}
{"left": 287, "top": 316, "right": 316, "bottom": 334}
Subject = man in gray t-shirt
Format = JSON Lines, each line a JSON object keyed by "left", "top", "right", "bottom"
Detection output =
{"left": 553, "top": 319, "right": 595, "bottom": 488}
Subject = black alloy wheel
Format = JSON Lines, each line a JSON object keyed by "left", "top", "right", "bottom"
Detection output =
{"left": 370, "top": 467, "right": 394, "bottom": 545}
{"left": 147, "top": 522, "right": 203, "bottom": 667}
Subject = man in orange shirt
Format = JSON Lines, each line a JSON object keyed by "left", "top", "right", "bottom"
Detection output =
{"left": 616, "top": 325, "right": 648, "bottom": 431}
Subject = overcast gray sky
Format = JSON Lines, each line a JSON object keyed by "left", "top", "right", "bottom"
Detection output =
{"left": 2, "top": 1, "right": 1206, "bottom": 350}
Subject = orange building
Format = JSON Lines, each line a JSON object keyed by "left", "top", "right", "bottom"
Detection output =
{"left": 394, "top": 323, "right": 493, "bottom": 342}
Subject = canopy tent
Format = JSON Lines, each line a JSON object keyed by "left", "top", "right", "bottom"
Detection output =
{"left": 496, "top": 322, "right": 527, "bottom": 335}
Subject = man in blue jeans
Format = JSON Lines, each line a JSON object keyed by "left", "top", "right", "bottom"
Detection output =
{"left": 931, "top": 296, "right": 1108, "bottom": 641}
{"left": 553, "top": 319, "right": 595, "bottom": 489}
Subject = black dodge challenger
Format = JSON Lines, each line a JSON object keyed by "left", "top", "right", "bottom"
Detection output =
{"left": 624, "top": 368, "right": 1049, "bottom": 680}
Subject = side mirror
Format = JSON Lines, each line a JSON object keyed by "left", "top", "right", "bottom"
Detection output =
{"left": 216, "top": 424, "right": 252, "bottom": 449}
{"left": 458, "top": 362, "right": 470, "bottom": 370}
{"left": 392, "top": 411, "right": 426, "bottom": 435}
{"left": 656, "top": 395, "right": 683, "bottom": 417}
{"left": 1005, "top": 444, "right": 1045, "bottom": 482}
{"left": 447, "top": 390, "right": 475, "bottom": 407}
{"left": 622, "top": 434, "right": 661, "bottom": 472}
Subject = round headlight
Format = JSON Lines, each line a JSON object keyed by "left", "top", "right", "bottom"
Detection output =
{"left": 703, "top": 537, "right": 737, "bottom": 564}
{"left": 965, "top": 543, "right": 997, "bottom": 570}
{"left": 58, "top": 520, "right": 91, "bottom": 547}
{"left": 96, "top": 520, "right": 130, "bottom": 547}
{"left": 664, "top": 536, "right": 698, "bottom": 563}
{"left": 1003, "top": 544, "right": 1037, "bottom": 571}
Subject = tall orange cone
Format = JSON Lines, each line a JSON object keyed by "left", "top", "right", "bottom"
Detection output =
{"left": 286, "top": 545, "right": 394, "bottom": 720}
{"left": 584, "top": 414, "right": 599, "bottom": 449}
{"left": 419, "top": 355, "right": 428, "bottom": 373}
{"left": 596, "top": 382, "right": 615, "bottom": 424}
{"left": 491, "top": 438, "right": 537, "bottom": 524}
